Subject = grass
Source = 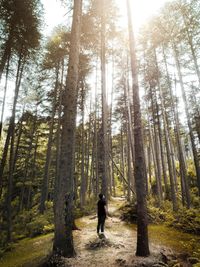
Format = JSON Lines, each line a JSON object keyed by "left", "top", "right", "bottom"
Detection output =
{"left": 0, "top": 233, "right": 53, "bottom": 267}
{"left": 149, "top": 224, "right": 200, "bottom": 259}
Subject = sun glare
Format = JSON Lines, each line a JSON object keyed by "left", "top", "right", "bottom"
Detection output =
{"left": 116, "top": 0, "right": 172, "bottom": 31}
{"left": 41, "top": 0, "right": 171, "bottom": 35}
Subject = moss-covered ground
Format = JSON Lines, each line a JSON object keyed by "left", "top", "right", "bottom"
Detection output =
{"left": 0, "top": 233, "right": 53, "bottom": 267}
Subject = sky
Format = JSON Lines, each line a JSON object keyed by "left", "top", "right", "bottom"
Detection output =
{"left": 41, "top": 0, "right": 171, "bottom": 35}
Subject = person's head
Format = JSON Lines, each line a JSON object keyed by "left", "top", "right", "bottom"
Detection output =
{"left": 99, "top": 193, "right": 104, "bottom": 200}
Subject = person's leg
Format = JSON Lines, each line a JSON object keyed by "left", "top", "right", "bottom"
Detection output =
{"left": 97, "top": 217, "right": 101, "bottom": 234}
{"left": 101, "top": 215, "right": 106, "bottom": 233}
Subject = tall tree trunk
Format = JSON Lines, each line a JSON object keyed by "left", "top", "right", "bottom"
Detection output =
{"left": 6, "top": 52, "right": 24, "bottom": 242}
{"left": 0, "top": 56, "right": 10, "bottom": 139}
{"left": 0, "top": 31, "right": 13, "bottom": 83}
{"left": 100, "top": 0, "right": 108, "bottom": 198}
{"left": 172, "top": 80, "right": 191, "bottom": 208}
{"left": 13, "top": 105, "right": 26, "bottom": 171}
{"left": 27, "top": 133, "right": 39, "bottom": 210}
{"left": 94, "top": 60, "right": 99, "bottom": 196}
{"left": 173, "top": 43, "right": 200, "bottom": 195}
{"left": 109, "top": 53, "right": 115, "bottom": 196}
{"left": 120, "top": 127, "right": 126, "bottom": 195}
{"left": 127, "top": 0, "right": 150, "bottom": 256}
{"left": 0, "top": 52, "right": 24, "bottom": 198}
{"left": 53, "top": 0, "right": 82, "bottom": 257}
{"left": 156, "top": 102, "right": 168, "bottom": 192}
{"left": 19, "top": 109, "right": 37, "bottom": 211}
{"left": 39, "top": 66, "right": 59, "bottom": 213}
{"left": 80, "top": 83, "right": 86, "bottom": 207}
{"left": 55, "top": 59, "right": 64, "bottom": 203}
{"left": 149, "top": 86, "right": 162, "bottom": 203}
{"left": 153, "top": 49, "right": 177, "bottom": 210}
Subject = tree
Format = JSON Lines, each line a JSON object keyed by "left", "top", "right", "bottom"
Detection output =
{"left": 126, "top": 0, "right": 150, "bottom": 257}
{"left": 53, "top": 0, "right": 82, "bottom": 257}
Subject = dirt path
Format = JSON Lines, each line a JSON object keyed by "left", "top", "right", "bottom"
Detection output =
{"left": 63, "top": 197, "right": 170, "bottom": 267}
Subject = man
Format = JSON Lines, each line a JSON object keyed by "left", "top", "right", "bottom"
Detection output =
{"left": 97, "top": 193, "right": 107, "bottom": 236}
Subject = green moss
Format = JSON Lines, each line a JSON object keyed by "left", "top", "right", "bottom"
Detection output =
{"left": 0, "top": 233, "right": 53, "bottom": 267}
{"left": 148, "top": 224, "right": 200, "bottom": 259}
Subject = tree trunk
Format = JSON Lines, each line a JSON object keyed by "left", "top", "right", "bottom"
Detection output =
{"left": 100, "top": 0, "right": 109, "bottom": 198}
{"left": 39, "top": 66, "right": 59, "bottom": 213}
{"left": 153, "top": 49, "right": 177, "bottom": 210}
{"left": 173, "top": 43, "right": 200, "bottom": 195}
{"left": 149, "top": 86, "right": 162, "bottom": 203}
{"left": 173, "top": 80, "right": 191, "bottom": 208}
{"left": 0, "top": 52, "right": 24, "bottom": 198}
{"left": 27, "top": 133, "right": 39, "bottom": 210}
{"left": 6, "top": 52, "right": 24, "bottom": 242}
{"left": 19, "top": 109, "right": 37, "bottom": 211}
{"left": 80, "top": 82, "right": 86, "bottom": 207}
{"left": 0, "top": 31, "right": 13, "bottom": 83}
{"left": 156, "top": 102, "right": 168, "bottom": 192}
{"left": 53, "top": 0, "right": 82, "bottom": 257}
{"left": 127, "top": 0, "right": 150, "bottom": 256}
{"left": 120, "top": 127, "right": 126, "bottom": 195}
{"left": 0, "top": 56, "right": 10, "bottom": 139}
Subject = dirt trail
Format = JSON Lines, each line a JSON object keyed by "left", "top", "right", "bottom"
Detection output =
{"left": 63, "top": 197, "right": 170, "bottom": 267}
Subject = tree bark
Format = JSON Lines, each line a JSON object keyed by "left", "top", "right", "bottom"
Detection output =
{"left": 100, "top": 0, "right": 109, "bottom": 198}
{"left": 53, "top": 0, "right": 82, "bottom": 257}
{"left": 127, "top": 0, "right": 150, "bottom": 256}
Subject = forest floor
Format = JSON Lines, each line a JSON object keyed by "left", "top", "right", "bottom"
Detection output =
{"left": 0, "top": 197, "right": 200, "bottom": 267}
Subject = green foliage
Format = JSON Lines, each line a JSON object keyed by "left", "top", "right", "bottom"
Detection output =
{"left": 26, "top": 215, "right": 51, "bottom": 237}
{"left": 13, "top": 202, "right": 54, "bottom": 239}
{"left": 120, "top": 197, "right": 200, "bottom": 236}
{"left": 168, "top": 207, "right": 200, "bottom": 235}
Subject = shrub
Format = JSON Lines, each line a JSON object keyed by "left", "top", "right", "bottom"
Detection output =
{"left": 26, "top": 215, "right": 49, "bottom": 237}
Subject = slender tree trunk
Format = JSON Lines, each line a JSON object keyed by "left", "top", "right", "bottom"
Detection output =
{"left": 173, "top": 43, "right": 200, "bottom": 195}
{"left": 127, "top": 0, "right": 150, "bottom": 256}
{"left": 80, "top": 83, "right": 86, "bottom": 207}
{"left": 13, "top": 105, "right": 26, "bottom": 171}
{"left": 85, "top": 108, "right": 92, "bottom": 196}
{"left": 39, "top": 66, "right": 59, "bottom": 213}
{"left": 0, "top": 57, "right": 10, "bottom": 139}
{"left": 55, "top": 59, "right": 64, "bottom": 204}
{"left": 53, "top": 0, "right": 82, "bottom": 257}
{"left": 153, "top": 49, "right": 177, "bottom": 210}
{"left": 149, "top": 86, "right": 162, "bottom": 203}
{"left": 100, "top": 0, "right": 108, "bottom": 198}
{"left": 120, "top": 127, "right": 126, "bottom": 195}
{"left": 0, "top": 52, "right": 24, "bottom": 197}
{"left": 27, "top": 133, "right": 39, "bottom": 210}
{"left": 0, "top": 32, "right": 13, "bottom": 83}
{"left": 156, "top": 102, "right": 168, "bottom": 191}
{"left": 109, "top": 54, "right": 115, "bottom": 196}
{"left": 19, "top": 110, "right": 37, "bottom": 211}
{"left": 94, "top": 60, "right": 99, "bottom": 196}
{"left": 6, "top": 52, "right": 24, "bottom": 242}
{"left": 172, "top": 81, "right": 191, "bottom": 208}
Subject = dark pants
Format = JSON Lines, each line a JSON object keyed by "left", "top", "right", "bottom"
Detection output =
{"left": 97, "top": 215, "right": 106, "bottom": 233}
